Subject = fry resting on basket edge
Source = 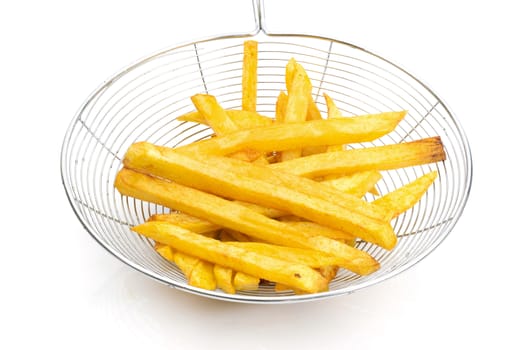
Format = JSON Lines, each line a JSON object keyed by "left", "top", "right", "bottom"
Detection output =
{"left": 113, "top": 40, "right": 445, "bottom": 295}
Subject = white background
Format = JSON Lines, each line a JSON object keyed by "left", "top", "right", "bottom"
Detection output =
{"left": 1, "top": 0, "right": 523, "bottom": 349}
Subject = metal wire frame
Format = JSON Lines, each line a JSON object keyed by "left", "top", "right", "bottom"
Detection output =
{"left": 60, "top": 1, "right": 472, "bottom": 303}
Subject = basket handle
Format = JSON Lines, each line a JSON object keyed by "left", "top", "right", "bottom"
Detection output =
{"left": 251, "top": 0, "right": 268, "bottom": 34}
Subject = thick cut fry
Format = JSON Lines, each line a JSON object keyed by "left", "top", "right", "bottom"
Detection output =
{"left": 132, "top": 221, "right": 329, "bottom": 293}
{"left": 283, "top": 221, "right": 353, "bottom": 241}
{"left": 191, "top": 93, "right": 269, "bottom": 162}
{"left": 275, "top": 91, "right": 288, "bottom": 123}
{"left": 306, "top": 96, "right": 322, "bottom": 121}
{"left": 177, "top": 110, "right": 272, "bottom": 129}
{"left": 271, "top": 136, "right": 446, "bottom": 178}
{"left": 285, "top": 58, "right": 322, "bottom": 121}
{"left": 155, "top": 242, "right": 174, "bottom": 261}
{"left": 285, "top": 58, "right": 298, "bottom": 92}
{"left": 153, "top": 210, "right": 354, "bottom": 243}
{"left": 213, "top": 265, "right": 236, "bottom": 294}
{"left": 157, "top": 245, "right": 217, "bottom": 291}
{"left": 188, "top": 260, "right": 217, "bottom": 290}
{"left": 281, "top": 59, "right": 312, "bottom": 161}
{"left": 322, "top": 171, "right": 383, "bottom": 197}
{"left": 175, "top": 111, "right": 407, "bottom": 156}
{"left": 233, "top": 272, "right": 260, "bottom": 291}
{"left": 303, "top": 89, "right": 345, "bottom": 160}
{"left": 172, "top": 251, "right": 200, "bottom": 279}
{"left": 324, "top": 92, "right": 343, "bottom": 118}
{"left": 235, "top": 201, "right": 286, "bottom": 218}
{"left": 374, "top": 171, "right": 438, "bottom": 219}
{"left": 115, "top": 169, "right": 380, "bottom": 274}
{"left": 323, "top": 92, "right": 346, "bottom": 157}
{"left": 191, "top": 94, "right": 239, "bottom": 136}
{"left": 319, "top": 265, "right": 339, "bottom": 281}
{"left": 242, "top": 40, "right": 258, "bottom": 112}
{"left": 149, "top": 212, "right": 219, "bottom": 236}
{"left": 123, "top": 144, "right": 395, "bottom": 248}
{"left": 226, "top": 242, "right": 350, "bottom": 269}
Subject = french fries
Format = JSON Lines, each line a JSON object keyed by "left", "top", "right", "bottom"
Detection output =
{"left": 270, "top": 136, "right": 446, "bottom": 178}
{"left": 175, "top": 111, "right": 406, "bottom": 156}
{"left": 242, "top": 40, "right": 258, "bottom": 112}
{"left": 323, "top": 92, "right": 345, "bottom": 154}
{"left": 275, "top": 91, "right": 288, "bottom": 123}
{"left": 133, "top": 221, "right": 329, "bottom": 293}
{"left": 213, "top": 265, "right": 236, "bottom": 294}
{"left": 115, "top": 168, "right": 380, "bottom": 275}
{"left": 114, "top": 40, "right": 445, "bottom": 296}
{"left": 322, "top": 171, "right": 382, "bottom": 197}
{"left": 281, "top": 59, "right": 312, "bottom": 161}
{"left": 177, "top": 109, "right": 272, "bottom": 129}
{"left": 233, "top": 272, "right": 260, "bottom": 291}
{"left": 374, "top": 170, "right": 439, "bottom": 219}
{"left": 226, "top": 242, "right": 350, "bottom": 269}
{"left": 188, "top": 259, "right": 217, "bottom": 291}
{"left": 191, "top": 94, "right": 240, "bottom": 136}
{"left": 122, "top": 144, "right": 396, "bottom": 249}
{"left": 286, "top": 58, "right": 322, "bottom": 121}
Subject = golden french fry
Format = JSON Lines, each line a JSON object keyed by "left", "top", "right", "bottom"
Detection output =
{"left": 172, "top": 251, "right": 200, "bottom": 279}
{"left": 132, "top": 221, "right": 329, "bottom": 293}
{"left": 154, "top": 242, "right": 175, "bottom": 261}
{"left": 285, "top": 58, "right": 322, "bottom": 121}
{"left": 191, "top": 94, "right": 239, "bottom": 136}
{"left": 323, "top": 92, "right": 346, "bottom": 157}
{"left": 275, "top": 91, "right": 288, "bottom": 123}
{"left": 322, "top": 171, "right": 383, "bottom": 197}
{"left": 324, "top": 92, "right": 343, "bottom": 118}
{"left": 271, "top": 136, "right": 446, "bottom": 178}
{"left": 115, "top": 169, "right": 380, "bottom": 274}
{"left": 281, "top": 60, "right": 312, "bottom": 161}
{"left": 233, "top": 201, "right": 287, "bottom": 218}
{"left": 319, "top": 265, "right": 339, "bottom": 281}
{"left": 226, "top": 242, "right": 350, "bottom": 269}
{"left": 154, "top": 209, "right": 353, "bottom": 243}
{"left": 233, "top": 272, "right": 260, "bottom": 291}
{"left": 188, "top": 259, "right": 217, "bottom": 291}
{"left": 282, "top": 221, "right": 353, "bottom": 241}
{"left": 177, "top": 109, "right": 272, "bottom": 129}
{"left": 213, "top": 265, "right": 236, "bottom": 294}
{"left": 191, "top": 94, "right": 269, "bottom": 163}
{"left": 214, "top": 230, "right": 243, "bottom": 294}
{"left": 122, "top": 144, "right": 395, "bottom": 249}
{"left": 285, "top": 58, "right": 298, "bottom": 92}
{"left": 374, "top": 171, "right": 438, "bottom": 219}
{"left": 306, "top": 96, "right": 322, "bottom": 121}
{"left": 175, "top": 111, "right": 406, "bottom": 156}
{"left": 242, "top": 40, "right": 258, "bottom": 112}
{"left": 150, "top": 212, "right": 219, "bottom": 236}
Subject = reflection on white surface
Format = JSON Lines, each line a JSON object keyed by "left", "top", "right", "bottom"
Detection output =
{"left": 87, "top": 263, "right": 422, "bottom": 349}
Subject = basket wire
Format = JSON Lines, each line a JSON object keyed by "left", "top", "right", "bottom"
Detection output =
{"left": 61, "top": 3, "right": 472, "bottom": 303}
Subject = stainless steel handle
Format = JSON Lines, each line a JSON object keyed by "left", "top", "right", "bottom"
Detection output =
{"left": 251, "top": 0, "right": 268, "bottom": 34}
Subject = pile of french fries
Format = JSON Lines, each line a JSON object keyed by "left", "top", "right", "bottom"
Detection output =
{"left": 114, "top": 40, "right": 446, "bottom": 295}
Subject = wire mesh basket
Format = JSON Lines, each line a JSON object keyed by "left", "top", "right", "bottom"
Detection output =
{"left": 61, "top": 0, "right": 472, "bottom": 303}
